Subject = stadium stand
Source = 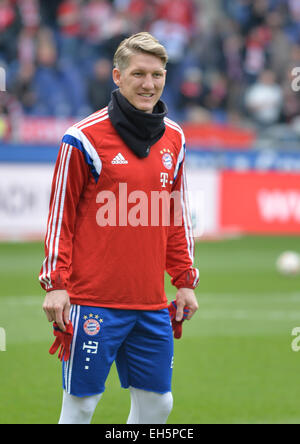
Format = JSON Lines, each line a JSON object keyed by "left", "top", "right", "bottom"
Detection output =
{"left": 0, "top": 0, "right": 300, "bottom": 149}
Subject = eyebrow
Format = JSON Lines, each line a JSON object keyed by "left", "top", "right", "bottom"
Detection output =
{"left": 130, "top": 67, "right": 165, "bottom": 74}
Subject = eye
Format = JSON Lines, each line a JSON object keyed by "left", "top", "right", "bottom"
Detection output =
{"left": 153, "top": 73, "right": 163, "bottom": 78}
{"left": 133, "top": 72, "right": 142, "bottom": 77}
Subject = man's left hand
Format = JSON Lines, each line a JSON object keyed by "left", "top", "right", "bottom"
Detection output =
{"left": 175, "top": 288, "right": 198, "bottom": 321}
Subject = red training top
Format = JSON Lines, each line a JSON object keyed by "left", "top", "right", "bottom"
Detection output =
{"left": 39, "top": 107, "right": 199, "bottom": 310}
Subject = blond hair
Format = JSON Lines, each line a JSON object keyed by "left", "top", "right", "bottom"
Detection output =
{"left": 113, "top": 32, "right": 168, "bottom": 71}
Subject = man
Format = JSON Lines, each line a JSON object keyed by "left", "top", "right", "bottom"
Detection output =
{"left": 39, "top": 32, "right": 199, "bottom": 424}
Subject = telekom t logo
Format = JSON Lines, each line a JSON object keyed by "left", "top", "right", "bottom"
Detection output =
{"left": 82, "top": 341, "right": 98, "bottom": 354}
{"left": 0, "top": 327, "right": 6, "bottom": 351}
{"left": 160, "top": 172, "right": 168, "bottom": 188}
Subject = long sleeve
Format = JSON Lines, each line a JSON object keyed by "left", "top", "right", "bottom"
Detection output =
{"left": 39, "top": 136, "right": 90, "bottom": 292}
{"left": 165, "top": 141, "right": 199, "bottom": 290}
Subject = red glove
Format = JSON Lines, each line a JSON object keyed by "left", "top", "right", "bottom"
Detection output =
{"left": 168, "top": 300, "right": 189, "bottom": 339}
{"left": 49, "top": 322, "right": 74, "bottom": 362}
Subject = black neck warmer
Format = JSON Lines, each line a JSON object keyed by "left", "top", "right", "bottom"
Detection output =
{"left": 108, "top": 89, "right": 168, "bottom": 158}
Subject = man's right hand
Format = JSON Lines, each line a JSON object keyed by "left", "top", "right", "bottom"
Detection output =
{"left": 42, "top": 290, "right": 71, "bottom": 332}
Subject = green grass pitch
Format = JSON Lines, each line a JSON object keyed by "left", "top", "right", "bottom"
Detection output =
{"left": 0, "top": 236, "right": 300, "bottom": 424}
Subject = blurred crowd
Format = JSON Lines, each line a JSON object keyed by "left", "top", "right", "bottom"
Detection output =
{"left": 1, "top": 0, "right": 300, "bottom": 145}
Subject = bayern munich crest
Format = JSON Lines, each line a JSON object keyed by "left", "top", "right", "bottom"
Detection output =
{"left": 161, "top": 149, "right": 174, "bottom": 170}
{"left": 83, "top": 315, "right": 102, "bottom": 336}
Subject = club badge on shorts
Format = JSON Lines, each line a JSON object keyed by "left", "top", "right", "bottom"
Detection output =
{"left": 83, "top": 314, "right": 103, "bottom": 336}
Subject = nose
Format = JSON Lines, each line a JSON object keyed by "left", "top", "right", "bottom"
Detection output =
{"left": 142, "top": 74, "right": 154, "bottom": 90}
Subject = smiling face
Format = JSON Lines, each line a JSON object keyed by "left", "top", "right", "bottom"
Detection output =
{"left": 112, "top": 52, "right": 166, "bottom": 113}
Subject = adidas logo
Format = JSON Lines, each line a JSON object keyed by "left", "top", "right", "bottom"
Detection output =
{"left": 111, "top": 153, "right": 128, "bottom": 164}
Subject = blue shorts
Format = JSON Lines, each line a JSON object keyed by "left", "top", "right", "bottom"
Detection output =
{"left": 62, "top": 305, "right": 174, "bottom": 397}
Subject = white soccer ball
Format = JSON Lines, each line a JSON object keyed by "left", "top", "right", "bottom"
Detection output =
{"left": 276, "top": 251, "right": 300, "bottom": 276}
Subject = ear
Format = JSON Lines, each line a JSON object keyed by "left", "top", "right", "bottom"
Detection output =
{"left": 112, "top": 67, "right": 121, "bottom": 87}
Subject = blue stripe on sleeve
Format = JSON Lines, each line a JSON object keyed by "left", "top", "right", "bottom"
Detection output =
{"left": 62, "top": 134, "right": 100, "bottom": 183}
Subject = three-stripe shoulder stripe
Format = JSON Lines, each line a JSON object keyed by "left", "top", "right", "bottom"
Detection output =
{"left": 63, "top": 126, "right": 102, "bottom": 183}
{"left": 75, "top": 108, "right": 109, "bottom": 131}
{"left": 74, "top": 107, "right": 108, "bottom": 130}
{"left": 164, "top": 117, "right": 185, "bottom": 138}
{"left": 164, "top": 118, "right": 195, "bottom": 263}
{"left": 39, "top": 143, "right": 73, "bottom": 289}
{"left": 181, "top": 163, "right": 194, "bottom": 263}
